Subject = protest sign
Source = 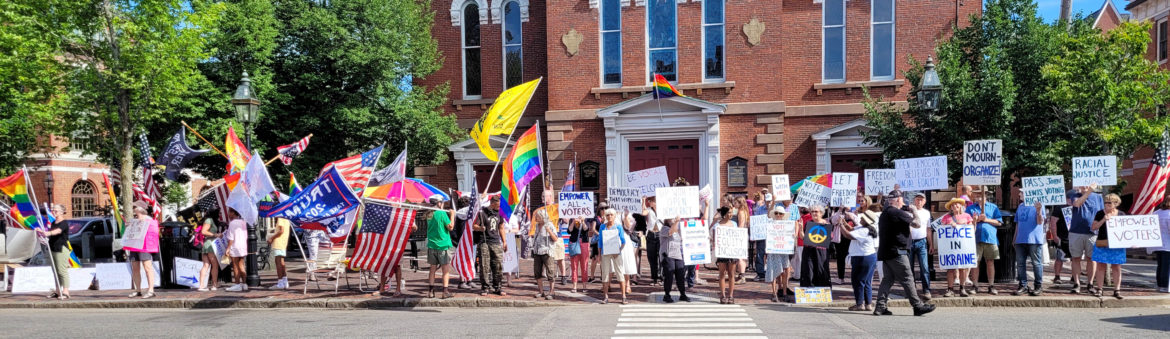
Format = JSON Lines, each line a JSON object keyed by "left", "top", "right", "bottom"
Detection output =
{"left": 936, "top": 224, "right": 977, "bottom": 269}
{"left": 69, "top": 268, "right": 96, "bottom": 291}
{"left": 1072, "top": 156, "right": 1117, "bottom": 187}
{"left": 749, "top": 215, "right": 772, "bottom": 241}
{"left": 1062, "top": 206, "right": 1073, "bottom": 229}
{"left": 655, "top": 186, "right": 700, "bottom": 219}
{"left": 771, "top": 175, "right": 791, "bottom": 201}
{"left": 681, "top": 220, "right": 711, "bottom": 265}
{"left": 830, "top": 172, "right": 859, "bottom": 208}
{"left": 894, "top": 156, "right": 949, "bottom": 191}
{"left": 607, "top": 187, "right": 643, "bottom": 213}
{"left": 963, "top": 140, "right": 1003, "bottom": 185}
{"left": 803, "top": 222, "right": 833, "bottom": 249}
{"left": 1022, "top": 176, "right": 1066, "bottom": 206}
{"left": 1107, "top": 215, "right": 1162, "bottom": 248}
{"left": 174, "top": 257, "right": 203, "bottom": 288}
{"left": 120, "top": 218, "right": 148, "bottom": 251}
{"left": 794, "top": 181, "right": 831, "bottom": 208}
{"left": 794, "top": 287, "right": 833, "bottom": 304}
{"left": 601, "top": 229, "right": 621, "bottom": 255}
{"left": 261, "top": 167, "right": 361, "bottom": 225}
{"left": 766, "top": 220, "right": 797, "bottom": 254}
{"left": 503, "top": 232, "right": 519, "bottom": 273}
{"left": 715, "top": 226, "right": 749, "bottom": 259}
{"left": 95, "top": 262, "right": 160, "bottom": 290}
{"left": 864, "top": 169, "right": 896, "bottom": 196}
{"left": 626, "top": 166, "right": 670, "bottom": 197}
{"left": 698, "top": 184, "right": 712, "bottom": 206}
{"left": 558, "top": 192, "right": 595, "bottom": 219}
{"left": 11, "top": 266, "right": 55, "bottom": 294}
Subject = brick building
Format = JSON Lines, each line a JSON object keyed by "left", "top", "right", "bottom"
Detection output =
{"left": 417, "top": 0, "right": 981, "bottom": 203}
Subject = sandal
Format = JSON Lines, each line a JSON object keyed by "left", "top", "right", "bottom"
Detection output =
{"left": 1113, "top": 290, "right": 1124, "bottom": 300}
{"left": 127, "top": 291, "right": 141, "bottom": 298}
{"left": 771, "top": 295, "right": 779, "bottom": 302}
{"left": 602, "top": 298, "right": 609, "bottom": 304}
{"left": 428, "top": 285, "right": 435, "bottom": 298}
{"left": 141, "top": 292, "right": 156, "bottom": 299}
{"left": 621, "top": 297, "right": 628, "bottom": 305}
{"left": 443, "top": 288, "right": 454, "bottom": 299}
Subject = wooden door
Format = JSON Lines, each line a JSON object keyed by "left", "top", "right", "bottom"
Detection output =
{"left": 629, "top": 139, "right": 700, "bottom": 186}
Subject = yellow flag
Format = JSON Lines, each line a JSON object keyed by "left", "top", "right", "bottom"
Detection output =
{"left": 471, "top": 78, "right": 542, "bottom": 162}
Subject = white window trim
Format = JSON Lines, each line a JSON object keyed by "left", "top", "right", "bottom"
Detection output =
{"left": 1159, "top": 18, "right": 1168, "bottom": 64}
{"left": 461, "top": 0, "right": 483, "bottom": 100}
{"left": 489, "top": 0, "right": 529, "bottom": 24}
{"left": 701, "top": 0, "right": 725, "bottom": 83}
{"left": 821, "top": 0, "right": 846, "bottom": 84}
{"left": 501, "top": 0, "right": 523, "bottom": 89}
{"left": 450, "top": 0, "right": 489, "bottom": 27}
{"left": 599, "top": 0, "right": 623, "bottom": 88}
{"left": 870, "top": 0, "right": 895, "bottom": 81}
{"left": 645, "top": 0, "right": 679, "bottom": 85}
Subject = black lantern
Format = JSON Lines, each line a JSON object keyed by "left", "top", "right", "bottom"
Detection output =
{"left": 231, "top": 71, "right": 260, "bottom": 149}
{"left": 919, "top": 56, "right": 942, "bottom": 111}
{"left": 44, "top": 172, "right": 54, "bottom": 206}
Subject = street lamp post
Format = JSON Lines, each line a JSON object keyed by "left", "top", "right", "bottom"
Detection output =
{"left": 919, "top": 56, "right": 943, "bottom": 281}
{"left": 232, "top": 71, "right": 261, "bottom": 287}
{"left": 44, "top": 173, "right": 54, "bottom": 209}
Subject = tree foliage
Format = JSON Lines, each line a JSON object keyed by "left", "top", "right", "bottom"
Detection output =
{"left": 0, "top": 1, "right": 73, "bottom": 172}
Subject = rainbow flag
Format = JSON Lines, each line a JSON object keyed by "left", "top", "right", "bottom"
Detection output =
{"left": 102, "top": 173, "right": 125, "bottom": 234}
{"left": 652, "top": 73, "right": 684, "bottom": 99}
{"left": 500, "top": 125, "right": 543, "bottom": 220}
{"left": 0, "top": 170, "right": 41, "bottom": 229}
{"left": 289, "top": 172, "right": 302, "bottom": 196}
{"left": 65, "top": 242, "right": 81, "bottom": 268}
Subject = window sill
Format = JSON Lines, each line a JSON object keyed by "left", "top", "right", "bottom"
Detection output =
{"left": 812, "top": 79, "right": 905, "bottom": 95}
{"left": 451, "top": 98, "right": 495, "bottom": 110}
{"left": 589, "top": 81, "right": 736, "bottom": 99}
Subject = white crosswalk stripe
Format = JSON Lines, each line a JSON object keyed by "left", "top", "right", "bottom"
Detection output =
{"left": 613, "top": 304, "right": 763, "bottom": 338}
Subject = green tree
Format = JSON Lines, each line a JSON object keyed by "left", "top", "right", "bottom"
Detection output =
{"left": 0, "top": 1, "right": 72, "bottom": 172}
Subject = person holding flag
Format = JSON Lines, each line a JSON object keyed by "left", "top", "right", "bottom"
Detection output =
{"left": 38, "top": 204, "right": 72, "bottom": 300}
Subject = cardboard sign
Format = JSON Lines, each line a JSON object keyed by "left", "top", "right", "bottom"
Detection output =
{"left": 11, "top": 266, "right": 55, "bottom": 294}
{"left": 766, "top": 220, "right": 797, "bottom": 254}
{"left": 714, "top": 226, "right": 748, "bottom": 259}
{"left": 935, "top": 224, "right": 977, "bottom": 269}
{"left": 864, "top": 169, "right": 896, "bottom": 196}
{"left": 963, "top": 140, "right": 1003, "bottom": 185}
{"left": 655, "top": 186, "right": 701, "bottom": 219}
{"left": 601, "top": 228, "right": 622, "bottom": 255}
{"left": 771, "top": 175, "right": 791, "bottom": 201}
{"left": 607, "top": 187, "right": 643, "bottom": 213}
{"left": 749, "top": 215, "right": 772, "bottom": 241}
{"left": 894, "top": 156, "right": 949, "bottom": 191}
{"left": 558, "top": 192, "right": 595, "bottom": 219}
{"left": 211, "top": 237, "right": 227, "bottom": 259}
{"left": 173, "top": 257, "right": 203, "bottom": 288}
{"left": 70, "top": 267, "right": 96, "bottom": 291}
{"left": 626, "top": 166, "right": 670, "bottom": 197}
{"left": 1107, "top": 215, "right": 1162, "bottom": 248}
{"left": 121, "top": 218, "right": 148, "bottom": 251}
{"left": 1062, "top": 206, "right": 1073, "bottom": 229}
{"left": 830, "top": 172, "right": 859, "bottom": 208}
{"left": 95, "top": 262, "right": 161, "bottom": 290}
{"left": 794, "top": 287, "right": 833, "bottom": 304}
{"left": 803, "top": 222, "right": 833, "bottom": 249}
{"left": 1072, "top": 156, "right": 1117, "bottom": 187}
{"left": 681, "top": 220, "right": 711, "bottom": 265}
{"left": 1022, "top": 176, "right": 1066, "bottom": 206}
{"left": 503, "top": 232, "right": 519, "bottom": 273}
{"left": 794, "top": 181, "right": 831, "bottom": 208}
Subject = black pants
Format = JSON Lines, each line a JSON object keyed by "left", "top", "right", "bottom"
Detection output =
{"left": 800, "top": 246, "right": 830, "bottom": 287}
{"left": 836, "top": 238, "right": 851, "bottom": 281}
{"left": 646, "top": 235, "right": 661, "bottom": 282}
{"left": 1156, "top": 251, "right": 1170, "bottom": 290}
{"left": 663, "top": 257, "right": 687, "bottom": 298}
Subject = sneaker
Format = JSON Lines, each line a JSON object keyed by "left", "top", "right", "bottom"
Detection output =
{"left": 1029, "top": 289, "right": 1043, "bottom": 296}
{"left": 679, "top": 295, "right": 691, "bottom": 302}
{"left": 922, "top": 290, "right": 932, "bottom": 301}
{"left": 913, "top": 304, "right": 936, "bottom": 316}
{"left": 1158, "top": 287, "right": 1169, "bottom": 293}
{"left": 1070, "top": 284, "right": 1081, "bottom": 294}
{"left": 988, "top": 287, "right": 998, "bottom": 295}
{"left": 967, "top": 288, "right": 977, "bottom": 296}
{"left": 942, "top": 289, "right": 954, "bottom": 298}
{"left": 832, "top": 278, "right": 844, "bottom": 285}
{"left": 225, "top": 284, "right": 244, "bottom": 292}
{"left": 960, "top": 289, "right": 970, "bottom": 297}
{"left": 873, "top": 307, "right": 893, "bottom": 316}
{"left": 662, "top": 296, "right": 675, "bottom": 303}
{"left": 1013, "top": 286, "right": 1028, "bottom": 296}
{"left": 1052, "top": 277, "right": 1064, "bottom": 285}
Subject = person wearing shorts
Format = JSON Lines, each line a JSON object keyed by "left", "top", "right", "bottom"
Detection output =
{"left": 966, "top": 190, "right": 1003, "bottom": 295}
{"left": 427, "top": 198, "right": 457, "bottom": 298}
{"left": 224, "top": 209, "right": 249, "bottom": 292}
{"left": 1048, "top": 203, "right": 1072, "bottom": 284}
{"left": 595, "top": 208, "right": 628, "bottom": 304}
{"left": 1068, "top": 186, "right": 1103, "bottom": 293}
{"left": 531, "top": 209, "right": 559, "bottom": 299}
{"left": 266, "top": 218, "right": 290, "bottom": 290}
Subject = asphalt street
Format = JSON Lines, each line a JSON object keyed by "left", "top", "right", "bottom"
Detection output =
{"left": 3, "top": 304, "right": 1168, "bottom": 338}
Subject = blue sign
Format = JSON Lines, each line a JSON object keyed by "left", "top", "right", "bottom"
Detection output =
{"left": 262, "top": 167, "right": 361, "bottom": 224}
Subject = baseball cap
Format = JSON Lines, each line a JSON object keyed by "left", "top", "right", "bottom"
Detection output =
{"left": 886, "top": 190, "right": 903, "bottom": 201}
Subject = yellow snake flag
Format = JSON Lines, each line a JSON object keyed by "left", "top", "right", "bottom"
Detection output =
{"left": 470, "top": 78, "right": 542, "bottom": 162}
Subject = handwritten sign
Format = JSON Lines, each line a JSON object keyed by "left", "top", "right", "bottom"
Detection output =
{"left": 503, "top": 232, "right": 519, "bottom": 273}
{"left": 11, "top": 267, "right": 55, "bottom": 294}
{"left": 830, "top": 172, "right": 859, "bottom": 208}
{"left": 864, "top": 169, "right": 896, "bottom": 196}
{"left": 69, "top": 268, "right": 96, "bottom": 291}
{"left": 655, "top": 186, "right": 701, "bottom": 219}
{"left": 607, "top": 187, "right": 643, "bottom": 213}
{"left": 936, "top": 224, "right": 977, "bottom": 269}
{"left": 1062, "top": 206, "right": 1073, "bottom": 229}
{"left": 626, "top": 166, "right": 670, "bottom": 197}
{"left": 766, "top": 220, "right": 797, "bottom": 254}
{"left": 1107, "top": 215, "right": 1162, "bottom": 248}
{"left": 794, "top": 287, "right": 833, "bottom": 304}
{"left": 95, "top": 262, "right": 161, "bottom": 290}
{"left": 963, "top": 140, "right": 1003, "bottom": 185}
{"left": 601, "top": 229, "right": 621, "bottom": 255}
{"left": 1072, "top": 156, "right": 1117, "bottom": 187}
{"left": 794, "top": 181, "right": 831, "bottom": 208}
{"left": 558, "top": 192, "right": 595, "bottom": 219}
{"left": 1022, "top": 176, "right": 1066, "bottom": 206}
{"left": 771, "top": 175, "right": 791, "bottom": 201}
{"left": 173, "top": 257, "right": 203, "bottom": 288}
{"left": 121, "top": 218, "right": 148, "bottom": 251}
{"left": 681, "top": 220, "right": 711, "bottom": 265}
{"left": 894, "top": 156, "right": 949, "bottom": 191}
{"left": 749, "top": 215, "right": 772, "bottom": 241}
{"left": 715, "top": 226, "right": 748, "bottom": 259}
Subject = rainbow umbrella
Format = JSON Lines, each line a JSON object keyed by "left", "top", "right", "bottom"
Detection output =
{"left": 369, "top": 178, "right": 449, "bottom": 203}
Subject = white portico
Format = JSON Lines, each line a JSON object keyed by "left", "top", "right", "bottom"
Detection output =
{"left": 448, "top": 135, "right": 511, "bottom": 192}
{"left": 810, "top": 119, "right": 882, "bottom": 174}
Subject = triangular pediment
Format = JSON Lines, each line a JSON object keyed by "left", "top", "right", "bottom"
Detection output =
{"left": 597, "top": 94, "right": 726, "bottom": 118}
{"left": 812, "top": 119, "right": 871, "bottom": 141}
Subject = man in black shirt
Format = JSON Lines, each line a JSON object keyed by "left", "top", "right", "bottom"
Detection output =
{"left": 875, "top": 190, "right": 935, "bottom": 316}
{"left": 475, "top": 196, "right": 507, "bottom": 295}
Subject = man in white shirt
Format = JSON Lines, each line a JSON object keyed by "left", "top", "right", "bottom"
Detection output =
{"left": 910, "top": 193, "right": 934, "bottom": 300}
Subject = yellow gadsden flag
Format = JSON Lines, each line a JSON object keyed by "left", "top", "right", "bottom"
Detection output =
{"left": 471, "top": 77, "right": 542, "bottom": 162}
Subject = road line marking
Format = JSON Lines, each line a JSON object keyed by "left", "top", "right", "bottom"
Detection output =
{"left": 613, "top": 329, "right": 764, "bottom": 334}
{"left": 611, "top": 336, "right": 768, "bottom": 339}
{"left": 618, "top": 317, "right": 753, "bottom": 322}
{"left": 619, "top": 312, "right": 744, "bottom": 317}
{"left": 620, "top": 304, "right": 741, "bottom": 308}
{"left": 621, "top": 310, "right": 747, "bottom": 314}
{"left": 616, "top": 323, "right": 758, "bottom": 328}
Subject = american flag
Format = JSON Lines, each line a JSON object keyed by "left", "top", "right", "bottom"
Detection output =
{"left": 349, "top": 202, "right": 416, "bottom": 276}
{"left": 276, "top": 135, "right": 312, "bottom": 166}
{"left": 1131, "top": 130, "right": 1170, "bottom": 215}
{"left": 195, "top": 183, "right": 231, "bottom": 222}
{"left": 453, "top": 176, "right": 480, "bottom": 280}
{"left": 562, "top": 161, "right": 576, "bottom": 191}
{"left": 137, "top": 167, "right": 162, "bottom": 220}
{"left": 368, "top": 148, "right": 408, "bottom": 187}
{"left": 319, "top": 145, "right": 384, "bottom": 192}
{"left": 138, "top": 133, "right": 154, "bottom": 167}
{"left": 109, "top": 168, "right": 122, "bottom": 186}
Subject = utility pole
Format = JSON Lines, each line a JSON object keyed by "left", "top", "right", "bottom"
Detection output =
{"left": 1060, "top": 0, "right": 1072, "bottom": 24}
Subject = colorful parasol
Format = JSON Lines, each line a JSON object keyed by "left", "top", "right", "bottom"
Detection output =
{"left": 367, "top": 178, "right": 450, "bottom": 203}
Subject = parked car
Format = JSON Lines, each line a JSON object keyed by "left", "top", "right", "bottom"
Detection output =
{"left": 66, "top": 217, "right": 123, "bottom": 262}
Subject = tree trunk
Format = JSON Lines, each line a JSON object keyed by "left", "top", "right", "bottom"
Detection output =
{"left": 119, "top": 105, "right": 133, "bottom": 225}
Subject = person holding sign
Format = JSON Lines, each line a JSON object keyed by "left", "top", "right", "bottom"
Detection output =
{"left": 127, "top": 205, "right": 161, "bottom": 298}
{"left": 765, "top": 206, "right": 793, "bottom": 302}
{"left": 1014, "top": 198, "right": 1048, "bottom": 296}
{"left": 1152, "top": 201, "right": 1170, "bottom": 293}
{"left": 940, "top": 199, "right": 974, "bottom": 297}
{"left": 965, "top": 190, "right": 1003, "bottom": 295}
{"left": 800, "top": 205, "right": 832, "bottom": 288}
{"left": 659, "top": 217, "right": 691, "bottom": 303}
{"left": 1068, "top": 184, "right": 1104, "bottom": 294}
{"left": 594, "top": 208, "right": 629, "bottom": 304}
{"left": 1090, "top": 194, "right": 1127, "bottom": 299}
{"left": 874, "top": 190, "right": 935, "bottom": 316}
{"left": 714, "top": 206, "right": 741, "bottom": 304}
{"left": 842, "top": 202, "right": 879, "bottom": 311}
{"left": 567, "top": 218, "right": 593, "bottom": 293}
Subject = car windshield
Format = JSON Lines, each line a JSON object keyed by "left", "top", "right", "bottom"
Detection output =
{"left": 67, "top": 220, "right": 90, "bottom": 235}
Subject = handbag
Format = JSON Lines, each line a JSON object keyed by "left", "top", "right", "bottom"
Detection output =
{"left": 1096, "top": 238, "right": 1109, "bottom": 248}
{"left": 569, "top": 241, "right": 582, "bottom": 256}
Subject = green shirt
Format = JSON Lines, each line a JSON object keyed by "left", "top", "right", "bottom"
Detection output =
{"left": 427, "top": 210, "right": 453, "bottom": 250}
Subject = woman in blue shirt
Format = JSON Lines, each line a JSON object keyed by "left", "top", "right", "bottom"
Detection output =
{"left": 1013, "top": 199, "right": 1046, "bottom": 296}
{"left": 595, "top": 208, "right": 628, "bottom": 304}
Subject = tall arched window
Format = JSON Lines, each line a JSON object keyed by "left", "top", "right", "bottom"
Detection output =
{"left": 702, "top": 0, "right": 724, "bottom": 81}
{"left": 71, "top": 180, "right": 97, "bottom": 217}
{"left": 462, "top": 1, "right": 482, "bottom": 98}
{"left": 647, "top": 0, "right": 677, "bottom": 82}
{"left": 600, "top": 0, "right": 622, "bottom": 86}
{"left": 503, "top": 1, "right": 523, "bottom": 88}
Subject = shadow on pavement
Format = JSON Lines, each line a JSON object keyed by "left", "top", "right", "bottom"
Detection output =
{"left": 1099, "top": 314, "right": 1170, "bottom": 331}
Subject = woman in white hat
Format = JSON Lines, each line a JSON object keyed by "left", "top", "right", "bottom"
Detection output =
{"left": 766, "top": 205, "right": 793, "bottom": 302}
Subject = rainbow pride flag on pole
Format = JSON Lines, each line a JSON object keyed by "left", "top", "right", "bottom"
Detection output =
{"left": 0, "top": 170, "right": 42, "bottom": 230}
{"left": 102, "top": 173, "right": 125, "bottom": 235}
{"left": 289, "top": 172, "right": 302, "bottom": 196}
{"left": 500, "top": 124, "right": 543, "bottom": 221}
{"left": 652, "top": 73, "right": 684, "bottom": 99}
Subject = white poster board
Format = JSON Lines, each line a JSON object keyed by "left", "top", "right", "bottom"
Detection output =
{"left": 601, "top": 229, "right": 621, "bottom": 255}
{"left": 963, "top": 140, "right": 1003, "bottom": 185}
{"left": 69, "top": 267, "right": 96, "bottom": 291}
{"left": 121, "top": 218, "right": 148, "bottom": 251}
{"left": 830, "top": 172, "right": 859, "bottom": 208}
{"left": 607, "top": 187, "right": 643, "bottom": 214}
{"left": 864, "top": 169, "right": 896, "bottom": 196}
{"left": 95, "top": 262, "right": 161, "bottom": 290}
{"left": 681, "top": 220, "right": 711, "bottom": 265}
{"left": 11, "top": 266, "right": 55, "bottom": 294}
{"left": 749, "top": 215, "right": 771, "bottom": 241}
{"left": 1022, "top": 176, "right": 1066, "bottom": 206}
{"left": 1072, "top": 156, "right": 1117, "bottom": 187}
{"left": 626, "top": 166, "right": 670, "bottom": 197}
{"left": 771, "top": 175, "right": 791, "bottom": 201}
{"left": 935, "top": 224, "right": 978, "bottom": 270}
{"left": 502, "top": 232, "right": 519, "bottom": 273}
{"left": 793, "top": 181, "right": 831, "bottom": 208}
{"left": 173, "top": 257, "right": 203, "bottom": 288}
{"left": 655, "top": 186, "right": 700, "bottom": 219}
{"left": 715, "top": 226, "right": 748, "bottom": 259}
{"left": 557, "top": 191, "right": 596, "bottom": 219}
{"left": 1107, "top": 215, "right": 1162, "bottom": 248}
{"left": 894, "top": 156, "right": 949, "bottom": 191}
{"left": 766, "top": 220, "right": 797, "bottom": 254}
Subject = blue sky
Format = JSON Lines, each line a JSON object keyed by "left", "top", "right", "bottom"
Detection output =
{"left": 1034, "top": 0, "right": 1127, "bottom": 23}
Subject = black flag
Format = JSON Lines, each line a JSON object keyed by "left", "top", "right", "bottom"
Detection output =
{"left": 157, "top": 128, "right": 209, "bottom": 180}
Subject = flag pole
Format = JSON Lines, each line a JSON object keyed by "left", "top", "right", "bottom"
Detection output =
{"left": 534, "top": 120, "right": 549, "bottom": 201}
{"left": 287, "top": 224, "right": 311, "bottom": 295}
{"left": 181, "top": 121, "right": 230, "bottom": 160}
{"left": 24, "top": 166, "right": 62, "bottom": 297}
{"left": 654, "top": 73, "right": 665, "bottom": 121}
{"left": 399, "top": 140, "right": 408, "bottom": 203}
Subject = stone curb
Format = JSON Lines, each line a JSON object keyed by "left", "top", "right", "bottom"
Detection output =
{"left": 0, "top": 297, "right": 572, "bottom": 309}
{"left": 785, "top": 295, "right": 1170, "bottom": 309}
